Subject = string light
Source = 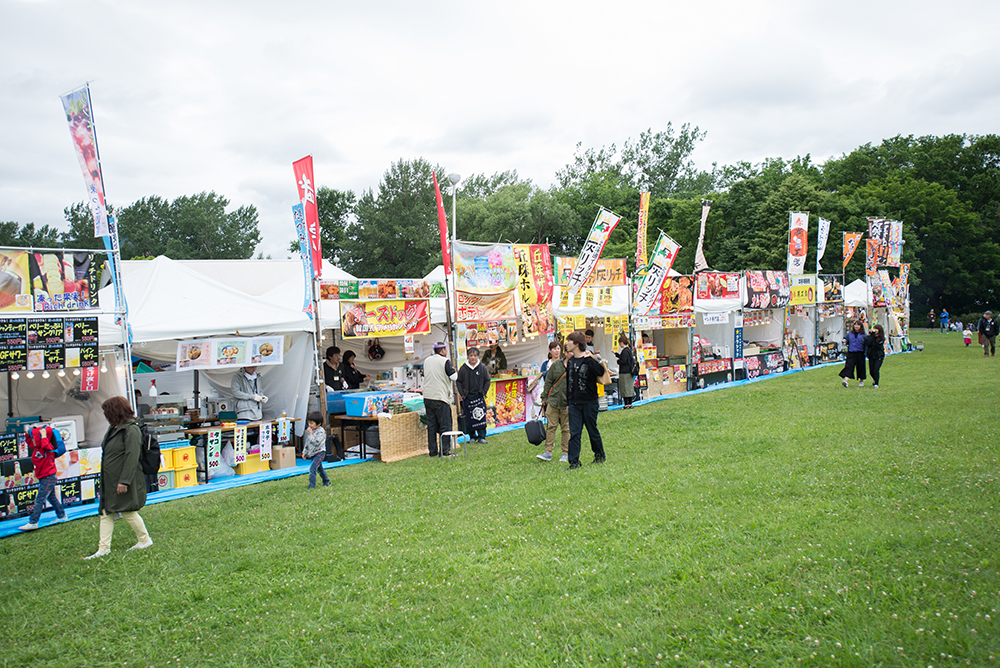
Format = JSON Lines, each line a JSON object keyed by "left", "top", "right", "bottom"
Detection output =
{"left": 10, "top": 371, "right": 19, "bottom": 379}
{"left": 57, "top": 369, "right": 66, "bottom": 377}
{"left": 73, "top": 368, "right": 81, "bottom": 376}
{"left": 100, "top": 359, "right": 108, "bottom": 373}
{"left": 42, "top": 370, "right": 50, "bottom": 379}
{"left": 26, "top": 371, "right": 34, "bottom": 379}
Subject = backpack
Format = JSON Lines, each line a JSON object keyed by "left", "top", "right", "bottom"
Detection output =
{"left": 367, "top": 338, "right": 385, "bottom": 361}
{"left": 138, "top": 423, "right": 161, "bottom": 475}
{"left": 51, "top": 428, "right": 67, "bottom": 458}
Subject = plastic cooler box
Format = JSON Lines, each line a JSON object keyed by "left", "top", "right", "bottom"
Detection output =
{"left": 326, "top": 391, "right": 350, "bottom": 415}
{"left": 344, "top": 392, "right": 403, "bottom": 417}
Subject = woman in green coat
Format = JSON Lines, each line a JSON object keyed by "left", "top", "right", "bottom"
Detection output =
{"left": 85, "top": 396, "right": 152, "bottom": 559}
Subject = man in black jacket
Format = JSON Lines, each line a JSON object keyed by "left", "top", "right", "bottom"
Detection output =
{"left": 979, "top": 311, "right": 998, "bottom": 357}
{"left": 457, "top": 347, "right": 491, "bottom": 444}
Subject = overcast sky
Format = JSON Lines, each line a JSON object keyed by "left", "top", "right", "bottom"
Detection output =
{"left": 2, "top": 0, "right": 998, "bottom": 258}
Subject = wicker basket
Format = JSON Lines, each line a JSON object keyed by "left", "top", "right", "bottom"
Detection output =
{"left": 378, "top": 406, "right": 458, "bottom": 463}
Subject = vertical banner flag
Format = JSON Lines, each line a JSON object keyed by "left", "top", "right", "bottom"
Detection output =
{"left": 843, "top": 232, "right": 862, "bottom": 270}
{"left": 568, "top": 207, "right": 621, "bottom": 293}
{"left": 865, "top": 239, "right": 878, "bottom": 277}
{"left": 693, "top": 200, "right": 712, "bottom": 272}
{"left": 292, "top": 204, "right": 315, "bottom": 318}
{"left": 887, "top": 219, "right": 903, "bottom": 266}
{"left": 867, "top": 217, "right": 890, "bottom": 265}
{"left": 292, "top": 156, "right": 322, "bottom": 277}
{"left": 259, "top": 422, "right": 272, "bottom": 461}
{"left": 60, "top": 86, "right": 110, "bottom": 238}
{"left": 816, "top": 217, "right": 831, "bottom": 272}
{"left": 899, "top": 263, "right": 910, "bottom": 303}
{"left": 787, "top": 212, "right": 809, "bottom": 274}
{"left": 431, "top": 172, "right": 451, "bottom": 275}
{"left": 632, "top": 232, "right": 682, "bottom": 315}
{"left": 636, "top": 192, "right": 650, "bottom": 269}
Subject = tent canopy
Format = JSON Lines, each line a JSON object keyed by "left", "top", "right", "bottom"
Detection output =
{"left": 844, "top": 279, "right": 869, "bottom": 307}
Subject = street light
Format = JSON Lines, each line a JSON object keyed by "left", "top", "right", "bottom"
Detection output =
{"left": 447, "top": 173, "right": 461, "bottom": 241}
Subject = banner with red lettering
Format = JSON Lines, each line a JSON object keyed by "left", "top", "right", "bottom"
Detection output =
{"left": 787, "top": 212, "right": 808, "bottom": 275}
{"left": 513, "top": 244, "right": 554, "bottom": 336}
{"left": 455, "top": 291, "right": 518, "bottom": 323}
{"left": 60, "top": 86, "right": 110, "bottom": 238}
{"left": 292, "top": 156, "right": 322, "bottom": 277}
{"left": 339, "top": 300, "right": 431, "bottom": 339}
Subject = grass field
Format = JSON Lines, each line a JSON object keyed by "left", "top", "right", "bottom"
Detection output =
{"left": 2, "top": 331, "right": 998, "bottom": 667}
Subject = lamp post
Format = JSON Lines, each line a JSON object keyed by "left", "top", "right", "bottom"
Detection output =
{"left": 447, "top": 173, "right": 461, "bottom": 241}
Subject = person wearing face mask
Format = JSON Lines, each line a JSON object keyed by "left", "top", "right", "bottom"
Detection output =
{"left": 231, "top": 365, "right": 267, "bottom": 420}
{"left": 457, "top": 346, "right": 491, "bottom": 444}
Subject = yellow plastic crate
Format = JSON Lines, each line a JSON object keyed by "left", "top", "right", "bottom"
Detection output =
{"left": 160, "top": 449, "right": 175, "bottom": 471}
{"left": 174, "top": 466, "right": 198, "bottom": 488}
{"left": 170, "top": 445, "right": 196, "bottom": 470}
{"left": 235, "top": 453, "right": 268, "bottom": 475}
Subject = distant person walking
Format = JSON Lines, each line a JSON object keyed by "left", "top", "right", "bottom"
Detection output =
{"left": 839, "top": 319, "right": 867, "bottom": 387}
{"left": 927, "top": 309, "right": 935, "bottom": 332}
{"left": 614, "top": 333, "right": 637, "bottom": 409}
{"left": 979, "top": 311, "right": 998, "bottom": 357}
{"left": 537, "top": 341, "right": 569, "bottom": 463}
{"left": 86, "top": 396, "right": 152, "bottom": 559}
{"left": 866, "top": 324, "right": 887, "bottom": 389}
{"left": 939, "top": 308, "right": 949, "bottom": 333}
{"left": 565, "top": 331, "right": 612, "bottom": 470}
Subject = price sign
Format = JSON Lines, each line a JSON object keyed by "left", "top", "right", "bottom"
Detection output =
{"left": 0, "top": 346, "right": 26, "bottom": 372}
{"left": 259, "top": 423, "right": 272, "bottom": 461}
{"left": 68, "top": 316, "right": 99, "bottom": 343}
{"left": 0, "top": 433, "right": 17, "bottom": 463}
{"left": 0, "top": 319, "right": 26, "bottom": 346}
{"left": 233, "top": 426, "right": 247, "bottom": 464}
{"left": 206, "top": 429, "right": 221, "bottom": 472}
{"left": 277, "top": 419, "right": 291, "bottom": 444}
{"left": 29, "top": 318, "right": 64, "bottom": 345}
{"left": 44, "top": 346, "right": 65, "bottom": 370}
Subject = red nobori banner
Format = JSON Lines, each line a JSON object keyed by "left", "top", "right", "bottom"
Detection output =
{"left": 293, "top": 156, "right": 322, "bottom": 278}
{"left": 455, "top": 291, "right": 518, "bottom": 323}
{"left": 339, "top": 300, "right": 430, "bottom": 339}
{"left": 60, "top": 86, "right": 110, "bottom": 238}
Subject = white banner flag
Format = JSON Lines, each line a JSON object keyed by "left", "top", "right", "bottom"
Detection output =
{"left": 693, "top": 200, "right": 711, "bottom": 273}
{"left": 816, "top": 217, "right": 830, "bottom": 272}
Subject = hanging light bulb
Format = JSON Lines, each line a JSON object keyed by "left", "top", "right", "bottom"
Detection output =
{"left": 42, "top": 370, "right": 50, "bottom": 379}
{"left": 57, "top": 369, "right": 66, "bottom": 377}
{"left": 26, "top": 371, "right": 34, "bottom": 379}
{"left": 73, "top": 368, "right": 81, "bottom": 376}
{"left": 10, "top": 371, "right": 19, "bottom": 379}
{"left": 100, "top": 358, "right": 108, "bottom": 373}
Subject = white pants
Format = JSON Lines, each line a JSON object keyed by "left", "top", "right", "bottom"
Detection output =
{"left": 98, "top": 510, "right": 150, "bottom": 551}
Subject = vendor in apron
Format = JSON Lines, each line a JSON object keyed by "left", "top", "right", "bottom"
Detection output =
{"left": 457, "top": 346, "right": 491, "bottom": 444}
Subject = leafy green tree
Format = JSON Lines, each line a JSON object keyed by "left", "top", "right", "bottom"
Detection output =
{"left": 61, "top": 192, "right": 260, "bottom": 260}
{"left": 0, "top": 221, "right": 62, "bottom": 247}
{"left": 342, "top": 158, "right": 446, "bottom": 278}
{"left": 287, "top": 186, "right": 356, "bottom": 266}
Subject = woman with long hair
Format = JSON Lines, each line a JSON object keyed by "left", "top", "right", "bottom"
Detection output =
{"left": 614, "top": 333, "right": 636, "bottom": 409}
{"left": 866, "top": 324, "right": 886, "bottom": 389}
{"left": 839, "top": 319, "right": 867, "bottom": 388}
{"left": 85, "top": 396, "right": 152, "bottom": 559}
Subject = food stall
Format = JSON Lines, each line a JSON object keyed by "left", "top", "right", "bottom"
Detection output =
{"left": 690, "top": 272, "right": 741, "bottom": 388}
{"left": 740, "top": 270, "right": 790, "bottom": 380}
{"left": 631, "top": 274, "right": 694, "bottom": 398}
{"left": 815, "top": 275, "right": 845, "bottom": 362}
{"left": 784, "top": 275, "right": 818, "bottom": 370}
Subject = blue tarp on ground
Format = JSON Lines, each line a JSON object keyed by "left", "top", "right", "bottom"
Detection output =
{"left": 0, "top": 457, "right": 372, "bottom": 539}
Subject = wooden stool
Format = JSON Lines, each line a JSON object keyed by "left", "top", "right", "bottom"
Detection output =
{"left": 441, "top": 431, "right": 465, "bottom": 459}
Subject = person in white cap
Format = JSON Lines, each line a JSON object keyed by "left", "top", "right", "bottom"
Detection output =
{"left": 423, "top": 342, "right": 457, "bottom": 456}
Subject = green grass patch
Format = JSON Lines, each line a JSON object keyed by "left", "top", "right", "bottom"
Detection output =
{"left": 2, "top": 331, "right": 999, "bottom": 667}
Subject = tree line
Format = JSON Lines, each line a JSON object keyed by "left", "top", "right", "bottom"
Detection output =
{"left": 4, "top": 128, "right": 998, "bottom": 321}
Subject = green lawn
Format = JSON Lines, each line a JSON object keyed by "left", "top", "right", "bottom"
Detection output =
{"left": 2, "top": 331, "right": 998, "bottom": 667}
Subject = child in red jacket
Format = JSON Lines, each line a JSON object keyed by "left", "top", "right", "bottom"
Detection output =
{"left": 18, "top": 426, "right": 68, "bottom": 531}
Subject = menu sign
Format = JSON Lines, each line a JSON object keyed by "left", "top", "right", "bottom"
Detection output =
{"left": 0, "top": 318, "right": 27, "bottom": 372}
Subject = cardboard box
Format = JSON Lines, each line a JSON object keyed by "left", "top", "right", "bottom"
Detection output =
{"left": 269, "top": 446, "right": 297, "bottom": 470}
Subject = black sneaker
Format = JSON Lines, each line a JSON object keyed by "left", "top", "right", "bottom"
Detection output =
{"left": 567, "top": 460, "right": 582, "bottom": 470}
{"left": 592, "top": 455, "right": 606, "bottom": 464}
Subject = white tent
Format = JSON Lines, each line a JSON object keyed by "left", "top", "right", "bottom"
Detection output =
{"left": 844, "top": 279, "right": 869, "bottom": 307}
{"left": 95, "top": 256, "right": 319, "bottom": 435}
